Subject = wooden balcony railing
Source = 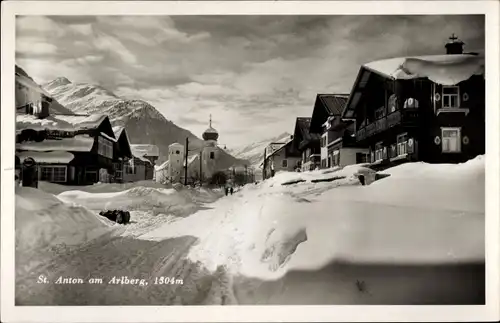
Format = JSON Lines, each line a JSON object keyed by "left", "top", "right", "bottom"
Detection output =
{"left": 355, "top": 109, "right": 418, "bottom": 142}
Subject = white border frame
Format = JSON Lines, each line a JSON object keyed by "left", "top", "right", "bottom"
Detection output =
{"left": 2, "top": 1, "right": 499, "bottom": 322}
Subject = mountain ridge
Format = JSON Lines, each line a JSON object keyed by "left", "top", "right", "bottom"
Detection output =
{"left": 41, "top": 76, "right": 248, "bottom": 168}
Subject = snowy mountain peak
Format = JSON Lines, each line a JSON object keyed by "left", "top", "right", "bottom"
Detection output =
{"left": 42, "top": 77, "right": 247, "bottom": 167}
{"left": 44, "top": 77, "right": 72, "bottom": 91}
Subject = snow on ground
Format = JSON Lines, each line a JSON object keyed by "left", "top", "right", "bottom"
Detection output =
{"left": 140, "top": 156, "right": 484, "bottom": 281}
{"left": 52, "top": 182, "right": 223, "bottom": 238}
{"left": 15, "top": 187, "right": 110, "bottom": 276}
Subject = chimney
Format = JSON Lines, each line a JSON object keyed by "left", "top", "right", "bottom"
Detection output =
{"left": 445, "top": 33, "right": 464, "bottom": 55}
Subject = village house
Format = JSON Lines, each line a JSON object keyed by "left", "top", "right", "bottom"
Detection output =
{"left": 261, "top": 137, "right": 301, "bottom": 179}
{"left": 309, "top": 94, "right": 369, "bottom": 168}
{"left": 16, "top": 113, "right": 121, "bottom": 185}
{"left": 111, "top": 127, "right": 134, "bottom": 183}
{"left": 121, "top": 144, "right": 159, "bottom": 182}
{"left": 341, "top": 35, "right": 485, "bottom": 170}
{"left": 291, "top": 117, "right": 321, "bottom": 172}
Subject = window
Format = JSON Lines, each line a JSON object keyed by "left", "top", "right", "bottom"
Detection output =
{"left": 98, "top": 136, "right": 113, "bottom": 159}
{"left": 282, "top": 159, "right": 288, "bottom": 168}
{"left": 388, "top": 94, "right": 398, "bottom": 113}
{"left": 442, "top": 86, "right": 460, "bottom": 108}
{"left": 210, "top": 152, "right": 215, "bottom": 159}
{"left": 375, "top": 107, "right": 385, "bottom": 119}
{"left": 333, "top": 150, "right": 340, "bottom": 166}
{"left": 441, "top": 127, "right": 461, "bottom": 153}
{"left": 40, "top": 166, "right": 67, "bottom": 183}
{"left": 374, "top": 142, "right": 384, "bottom": 161}
{"left": 396, "top": 133, "right": 408, "bottom": 156}
{"left": 125, "top": 160, "right": 136, "bottom": 174}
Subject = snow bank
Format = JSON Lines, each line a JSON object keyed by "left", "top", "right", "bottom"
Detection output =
{"left": 57, "top": 185, "right": 223, "bottom": 217}
{"left": 38, "top": 180, "right": 171, "bottom": 195}
{"left": 140, "top": 157, "right": 484, "bottom": 281}
{"left": 16, "top": 187, "right": 109, "bottom": 275}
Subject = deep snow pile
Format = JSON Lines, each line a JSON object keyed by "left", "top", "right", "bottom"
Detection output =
{"left": 16, "top": 187, "right": 109, "bottom": 275}
{"left": 57, "top": 185, "right": 221, "bottom": 216}
{"left": 140, "top": 156, "right": 484, "bottom": 280}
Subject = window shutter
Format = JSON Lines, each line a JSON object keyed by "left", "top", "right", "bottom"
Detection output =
{"left": 383, "top": 147, "right": 387, "bottom": 159}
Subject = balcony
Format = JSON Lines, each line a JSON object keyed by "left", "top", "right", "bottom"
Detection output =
{"left": 355, "top": 109, "right": 418, "bottom": 142}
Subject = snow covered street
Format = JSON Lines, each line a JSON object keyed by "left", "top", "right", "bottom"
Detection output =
{"left": 15, "top": 158, "right": 485, "bottom": 305}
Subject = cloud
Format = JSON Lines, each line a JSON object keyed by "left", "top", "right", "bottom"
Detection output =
{"left": 93, "top": 31, "right": 137, "bottom": 64}
{"left": 16, "top": 37, "right": 59, "bottom": 55}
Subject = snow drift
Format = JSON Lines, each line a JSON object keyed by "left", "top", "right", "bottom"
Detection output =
{"left": 16, "top": 187, "right": 109, "bottom": 275}
{"left": 140, "top": 156, "right": 485, "bottom": 281}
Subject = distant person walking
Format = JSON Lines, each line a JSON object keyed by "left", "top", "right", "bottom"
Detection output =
{"left": 225, "top": 187, "right": 229, "bottom": 196}
{"left": 230, "top": 187, "right": 234, "bottom": 195}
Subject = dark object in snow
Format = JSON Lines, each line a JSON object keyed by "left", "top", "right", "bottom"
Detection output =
{"left": 358, "top": 175, "right": 366, "bottom": 186}
{"left": 281, "top": 179, "right": 306, "bottom": 186}
{"left": 99, "top": 210, "right": 131, "bottom": 224}
{"left": 311, "top": 176, "right": 346, "bottom": 183}
{"left": 225, "top": 187, "right": 229, "bottom": 196}
{"left": 230, "top": 187, "right": 234, "bottom": 195}
{"left": 21, "top": 157, "right": 38, "bottom": 188}
{"left": 356, "top": 279, "right": 367, "bottom": 293}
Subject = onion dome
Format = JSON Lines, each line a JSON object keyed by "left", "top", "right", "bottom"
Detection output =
{"left": 202, "top": 115, "right": 219, "bottom": 141}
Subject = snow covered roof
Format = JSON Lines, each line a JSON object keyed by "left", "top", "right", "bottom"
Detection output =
{"left": 16, "top": 135, "right": 95, "bottom": 152}
{"left": 16, "top": 113, "right": 108, "bottom": 133}
{"left": 155, "top": 160, "right": 169, "bottom": 171}
{"left": 184, "top": 154, "right": 199, "bottom": 167}
{"left": 264, "top": 139, "right": 293, "bottom": 161}
{"left": 130, "top": 144, "right": 160, "bottom": 157}
{"left": 15, "top": 73, "right": 50, "bottom": 97}
{"left": 112, "top": 126, "right": 125, "bottom": 138}
{"left": 16, "top": 151, "right": 75, "bottom": 164}
{"left": 363, "top": 53, "right": 485, "bottom": 86}
{"left": 100, "top": 132, "right": 117, "bottom": 143}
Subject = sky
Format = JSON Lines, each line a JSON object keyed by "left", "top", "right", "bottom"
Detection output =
{"left": 16, "top": 15, "right": 484, "bottom": 148}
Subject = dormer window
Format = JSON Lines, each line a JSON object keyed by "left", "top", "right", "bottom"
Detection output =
{"left": 442, "top": 86, "right": 460, "bottom": 108}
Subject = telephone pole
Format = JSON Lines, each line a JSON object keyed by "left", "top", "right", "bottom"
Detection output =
{"left": 184, "top": 137, "right": 189, "bottom": 185}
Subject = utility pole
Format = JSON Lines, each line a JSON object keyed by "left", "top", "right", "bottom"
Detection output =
{"left": 184, "top": 137, "right": 189, "bottom": 186}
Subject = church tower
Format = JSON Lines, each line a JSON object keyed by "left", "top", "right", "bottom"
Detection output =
{"left": 201, "top": 114, "right": 219, "bottom": 180}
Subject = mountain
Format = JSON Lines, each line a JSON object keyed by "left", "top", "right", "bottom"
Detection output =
{"left": 42, "top": 77, "right": 248, "bottom": 168}
{"left": 15, "top": 65, "right": 74, "bottom": 115}
{"left": 228, "top": 132, "right": 293, "bottom": 169}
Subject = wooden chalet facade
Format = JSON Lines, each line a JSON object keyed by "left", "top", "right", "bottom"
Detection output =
{"left": 309, "top": 94, "right": 369, "bottom": 168}
{"left": 291, "top": 117, "right": 321, "bottom": 171}
{"left": 262, "top": 139, "right": 301, "bottom": 179}
{"left": 16, "top": 113, "right": 129, "bottom": 185}
{"left": 341, "top": 36, "right": 485, "bottom": 170}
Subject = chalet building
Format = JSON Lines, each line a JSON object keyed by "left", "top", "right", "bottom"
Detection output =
{"left": 291, "top": 117, "right": 321, "bottom": 171}
{"left": 261, "top": 138, "right": 301, "bottom": 179}
{"left": 16, "top": 113, "right": 120, "bottom": 185}
{"left": 111, "top": 127, "right": 133, "bottom": 183}
{"left": 309, "top": 94, "right": 369, "bottom": 168}
{"left": 15, "top": 69, "right": 52, "bottom": 119}
{"left": 341, "top": 35, "right": 485, "bottom": 170}
{"left": 129, "top": 144, "right": 160, "bottom": 165}
{"left": 120, "top": 144, "right": 159, "bottom": 182}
